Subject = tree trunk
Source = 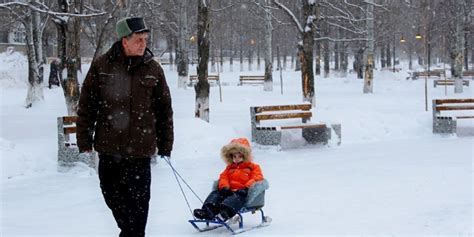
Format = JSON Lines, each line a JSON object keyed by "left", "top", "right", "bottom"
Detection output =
{"left": 240, "top": 36, "right": 243, "bottom": 71}
{"left": 211, "top": 44, "right": 216, "bottom": 73}
{"left": 220, "top": 45, "right": 224, "bottom": 73}
{"left": 24, "top": 11, "right": 44, "bottom": 108}
{"left": 195, "top": 0, "right": 210, "bottom": 122}
{"left": 60, "top": 0, "right": 82, "bottom": 115}
{"left": 323, "top": 22, "right": 329, "bottom": 78}
{"left": 248, "top": 46, "right": 252, "bottom": 71}
{"left": 364, "top": 0, "right": 374, "bottom": 94}
{"left": 300, "top": 1, "right": 315, "bottom": 105}
{"left": 381, "top": 45, "right": 386, "bottom": 68}
{"left": 276, "top": 45, "right": 281, "bottom": 70}
{"left": 386, "top": 43, "right": 392, "bottom": 68}
{"left": 55, "top": 0, "right": 67, "bottom": 91}
{"left": 167, "top": 36, "right": 174, "bottom": 71}
{"left": 177, "top": 0, "right": 189, "bottom": 89}
{"left": 334, "top": 38, "right": 339, "bottom": 71}
{"left": 334, "top": 28, "right": 339, "bottom": 72}
{"left": 340, "top": 28, "right": 347, "bottom": 76}
{"left": 263, "top": 0, "right": 273, "bottom": 92}
{"left": 315, "top": 41, "right": 320, "bottom": 75}
{"left": 453, "top": 4, "right": 465, "bottom": 93}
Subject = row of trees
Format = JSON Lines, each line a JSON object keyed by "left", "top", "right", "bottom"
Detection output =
{"left": 0, "top": 0, "right": 472, "bottom": 122}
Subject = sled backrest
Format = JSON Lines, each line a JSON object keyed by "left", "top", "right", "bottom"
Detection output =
{"left": 211, "top": 179, "right": 270, "bottom": 208}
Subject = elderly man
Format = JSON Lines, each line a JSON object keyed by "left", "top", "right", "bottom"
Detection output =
{"left": 77, "top": 17, "right": 173, "bottom": 237}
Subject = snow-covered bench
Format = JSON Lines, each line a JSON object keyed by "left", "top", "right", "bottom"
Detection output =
{"left": 57, "top": 116, "right": 96, "bottom": 169}
{"left": 250, "top": 103, "right": 341, "bottom": 146}
{"left": 239, "top": 75, "right": 265, "bottom": 86}
{"left": 432, "top": 99, "right": 474, "bottom": 133}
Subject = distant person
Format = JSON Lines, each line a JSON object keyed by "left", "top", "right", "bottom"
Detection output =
{"left": 193, "top": 138, "right": 264, "bottom": 221}
{"left": 48, "top": 59, "right": 60, "bottom": 89}
{"left": 76, "top": 16, "right": 174, "bottom": 237}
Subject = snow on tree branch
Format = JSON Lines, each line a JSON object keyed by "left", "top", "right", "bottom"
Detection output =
{"left": 0, "top": 2, "right": 106, "bottom": 21}
{"left": 274, "top": 0, "right": 304, "bottom": 33}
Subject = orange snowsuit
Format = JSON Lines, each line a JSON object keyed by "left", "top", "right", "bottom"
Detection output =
{"left": 218, "top": 161, "right": 264, "bottom": 191}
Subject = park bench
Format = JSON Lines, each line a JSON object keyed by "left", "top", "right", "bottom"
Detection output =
{"left": 239, "top": 75, "right": 265, "bottom": 86}
{"left": 57, "top": 116, "right": 96, "bottom": 169}
{"left": 188, "top": 74, "right": 220, "bottom": 86}
{"left": 462, "top": 70, "right": 474, "bottom": 79}
{"left": 433, "top": 79, "right": 470, "bottom": 87}
{"left": 432, "top": 98, "right": 474, "bottom": 133}
{"left": 408, "top": 70, "right": 445, "bottom": 80}
{"left": 250, "top": 103, "right": 341, "bottom": 146}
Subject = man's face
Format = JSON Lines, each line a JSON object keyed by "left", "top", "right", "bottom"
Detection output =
{"left": 122, "top": 32, "right": 149, "bottom": 56}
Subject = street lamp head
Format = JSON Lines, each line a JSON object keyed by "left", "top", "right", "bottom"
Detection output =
{"left": 400, "top": 36, "right": 406, "bottom": 43}
{"left": 415, "top": 34, "right": 422, "bottom": 40}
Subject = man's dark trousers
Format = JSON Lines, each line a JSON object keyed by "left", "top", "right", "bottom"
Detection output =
{"left": 98, "top": 154, "right": 151, "bottom": 237}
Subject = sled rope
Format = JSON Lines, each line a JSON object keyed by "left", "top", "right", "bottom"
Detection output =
{"left": 162, "top": 156, "right": 204, "bottom": 218}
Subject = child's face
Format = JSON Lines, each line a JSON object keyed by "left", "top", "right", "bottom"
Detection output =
{"left": 231, "top": 152, "right": 244, "bottom": 163}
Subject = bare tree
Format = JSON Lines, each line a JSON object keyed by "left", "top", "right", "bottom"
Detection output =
{"left": 176, "top": 0, "right": 189, "bottom": 88}
{"left": 195, "top": 0, "right": 210, "bottom": 122}
{"left": 450, "top": 0, "right": 468, "bottom": 93}
{"left": 364, "top": 0, "right": 374, "bottom": 94}
{"left": 263, "top": 0, "right": 273, "bottom": 91}
{"left": 1, "top": 1, "right": 47, "bottom": 108}
{"left": 274, "top": 0, "right": 316, "bottom": 105}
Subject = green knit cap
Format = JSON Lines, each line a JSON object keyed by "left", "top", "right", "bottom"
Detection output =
{"left": 116, "top": 17, "right": 150, "bottom": 39}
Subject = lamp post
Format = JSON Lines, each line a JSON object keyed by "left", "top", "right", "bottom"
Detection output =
{"left": 415, "top": 33, "right": 429, "bottom": 112}
{"left": 249, "top": 39, "right": 255, "bottom": 71}
{"left": 190, "top": 35, "right": 196, "bottom": 66}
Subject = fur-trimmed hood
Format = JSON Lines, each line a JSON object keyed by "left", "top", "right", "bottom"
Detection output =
{"left": 220, "top": 138, "right": 252, "bottom": 164}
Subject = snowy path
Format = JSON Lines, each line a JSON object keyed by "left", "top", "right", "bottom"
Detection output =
{"left": 2, "top": 136, "right": 472, "bottom": 236}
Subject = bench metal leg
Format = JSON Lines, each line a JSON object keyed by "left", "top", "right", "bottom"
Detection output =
{"left": 433, "top": 117, "right": 456, "bottom": 133}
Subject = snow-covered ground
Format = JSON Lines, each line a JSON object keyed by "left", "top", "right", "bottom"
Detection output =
{"left": 1, "top": 52, "right": 473, "bottom": 236}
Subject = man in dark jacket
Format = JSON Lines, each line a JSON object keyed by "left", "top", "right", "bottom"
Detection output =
{"left": 77, "top": 17, "right": 173, "bottom": 237}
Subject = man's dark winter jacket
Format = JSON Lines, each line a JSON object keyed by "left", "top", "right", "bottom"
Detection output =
{"left": 77, "top": 41, "right": 173, "bottom": 157}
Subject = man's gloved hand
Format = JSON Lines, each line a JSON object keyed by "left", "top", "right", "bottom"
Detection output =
{"left": 236, "top": 188, "right": 249, "bottom": 197}
{"left": 219, "top": 187, "right": 233, "bottom": 196}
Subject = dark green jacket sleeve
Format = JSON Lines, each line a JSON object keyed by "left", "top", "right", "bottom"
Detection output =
{"left": 76, "top": 62, "right": 99, "bottom": 152}
{"left": 153, "top": 64, "right": 174, "bottom": 157}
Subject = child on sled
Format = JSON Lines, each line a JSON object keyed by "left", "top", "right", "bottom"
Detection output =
{"left": 193, "top": 137, "right": 265, "bottom": 221}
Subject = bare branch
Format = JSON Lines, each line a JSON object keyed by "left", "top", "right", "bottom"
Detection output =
{"left": 273, "top": 0, "right": 304, "bottom": 33}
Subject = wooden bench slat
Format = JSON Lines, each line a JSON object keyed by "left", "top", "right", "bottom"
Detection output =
{"left": 436, "top": 105, "right": 474, "bottom": 111}
{"left": 63, "top": 116, "right": 78, "bottom": 123}
{"left": 254, "top": 104, "right": 312, "bottom": 113}
{"left": 281, "top": 124, "right": 326, "bottom": 129}
{"left": 255, "top": 112, "right": 312, "bottom": 121}
{"left": 434, "top": 99, "right": 474, "bottom": 104}
{"left": 64, "top": 126, "right": 77, "bottom": 134}
{"left": 239, "top": 75, "right": 265, "bottom": 85}
{"left": 189, "top": 75, "right": 219, "bottom": 81}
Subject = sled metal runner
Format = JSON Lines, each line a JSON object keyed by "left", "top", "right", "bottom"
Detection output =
{"left": 188, "top": 207, "right": 271, "bottom": 234}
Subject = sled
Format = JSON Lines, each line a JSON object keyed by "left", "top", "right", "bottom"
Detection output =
{"left": 188, "top": 179, "right": 270, "bottom": 234}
